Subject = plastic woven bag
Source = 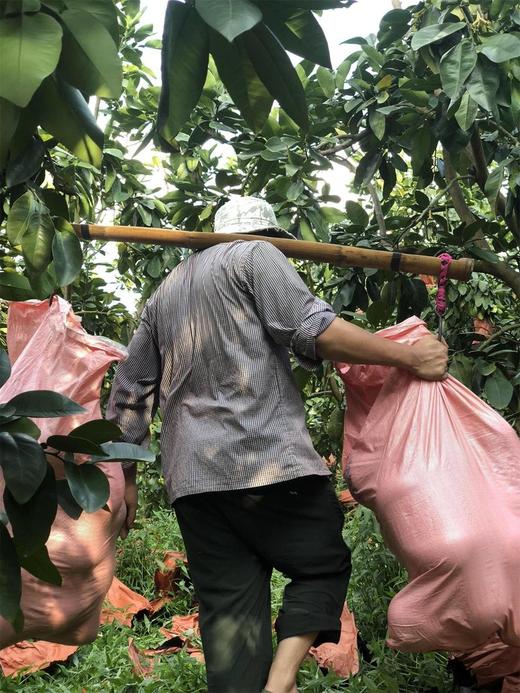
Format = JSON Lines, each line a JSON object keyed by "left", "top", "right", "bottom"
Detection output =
{"left": 337, "top": 317, "right": 520, "bottom": 672}
{"left": 0, "top": 298, "right": 127, "bottom": 649}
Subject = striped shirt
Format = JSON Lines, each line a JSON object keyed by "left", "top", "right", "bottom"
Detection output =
{"left": 107, "top": 240, "right": 334, "bottom": 502}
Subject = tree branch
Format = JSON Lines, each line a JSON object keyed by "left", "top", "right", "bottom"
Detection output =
{"left": 319, "top": 130, "right": 370, "bottom": 156}
{"left": 468, "top": 127, "right": 520, "bottom": 240}
{"left": 443, "top": 148, "right": 520, "bottom": 297}
{"left": 329, "top": 154, "right": 387, "bottom": 236}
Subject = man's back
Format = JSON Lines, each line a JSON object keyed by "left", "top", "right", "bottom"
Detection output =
{"left": 108, "top": 239, "right": 334, "bottom": 501}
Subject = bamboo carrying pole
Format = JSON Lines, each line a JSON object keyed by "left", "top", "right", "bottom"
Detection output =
{"left": 74, "top": 223, "right": 474, "bottom": 281}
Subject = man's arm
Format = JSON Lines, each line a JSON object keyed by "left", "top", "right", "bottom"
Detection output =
{"left": 316, "top": 317, "right": 448, "bottom": 381}
{"left": 106, "top": 303, "right": 161, "bottom": 537}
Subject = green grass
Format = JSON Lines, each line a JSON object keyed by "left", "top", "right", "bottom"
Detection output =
{"left": 0, "top": 506, "right": 452, "bottom": 693}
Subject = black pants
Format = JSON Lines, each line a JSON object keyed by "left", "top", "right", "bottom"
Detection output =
{"left": 174, "top": 475, "right": 351, "bottom": 693}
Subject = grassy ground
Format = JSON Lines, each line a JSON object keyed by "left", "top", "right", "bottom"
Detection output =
{"left": 0, "top": 506, "right": 452, "bottom": 693}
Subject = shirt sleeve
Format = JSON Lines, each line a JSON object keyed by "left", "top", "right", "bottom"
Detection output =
{"left": 242, "top": 241, "right": 336, "bottom": 370}
{"left": 106, "top": 302, "right": 161, "bottom": 454}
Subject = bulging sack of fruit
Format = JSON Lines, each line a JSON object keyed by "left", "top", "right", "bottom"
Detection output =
{"left": 337, "top": 317, "right": 520, "bottom": 662}
{"left": 0, "top": 298, "right": 127, "bottom": 649}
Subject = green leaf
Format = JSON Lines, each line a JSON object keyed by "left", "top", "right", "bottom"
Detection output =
{"left": 6, "top": 136, "right": 45, "bottom": 188}
{"left": 0, "top": 523, "right": 21, "bottom": 624}
{"left": 0, "top": 271, "right": 33, "bottom": 301}
{"left": 454, "top": 91, "right": 478, "bottom": 131}
{"left": 345, "top": 201, "right": 368, "bottom": 227}
{"left": 484, "top": 163, "right": 507, "bottom": 211}
{"left": 243, "top": 24, "right": 308, "bottom": 131}
{"left": 449, "top": 353, "right": 474, "bottom": 388}
{"left": 262, "top": 8, "right": 331, "bottom": 68}
{"left": 195, "top": 0, "right": 262, "bottom": 43}
{"left": 6, "top": 390, "right": 85, "bottom": 417}
{"left": 366, "top": 299, "right": 393, "bottom": 328}
{"left": 484, "top": 369, "right": 513, "bottom": 410}
{"left": 0, "top": 97, "right": 21, "bottom": 169}
{"left": 1, "top": 417, "right": 41, "bottom": 439}
{"left": 466, "top": 57, "right": 499, "bottom": 113}
{"left": 58, "top": 9, "right": 122, "bottom": 98}
{"left": 316, "top": 66, "right": 335, "bottom": 98}
{"left": 47, "top": 434, "right": 106, "bottom": 456}
{"left": 6, "top": 190, "right": 55, "bottom": 272}
{"left": 466, "top": 245, "right": 500, "bottom": 263}
{"left": 4, "top": 464, "right": 57, "bottom": 558}
{"left": 65, "top": 461, "right": 110, "bottom": 513}
{"left": 0, "top": 432, "right": 47, "bottom": 504}
{"left": 0, "top": 12, "right": 63, "bottom": 107}
{"left": 56, "top": 479, "right": 83, "bottom": 520}
{"left": 33, "top": 76, "right": 104, "bottom": 167}
{"left": 52, "top": 221, "right": 83, "bottom": 286}
{"left": 410, "top": 22, "right": 465, "bottom": 51}
{"left": 63, "top": 0, "right": 119, "bottom": 44}
{"left": 0, "top": 349, "right": 10, "bottom": 388}
{"left": 158, "top": 2, "right": 209, "bottom": 144}
{"left": 411, "top": 127, "right": 435, "bottom": 176}
{"left": 369, "top": 110, "right": 385, "bottom": 140}
{"left": 354, "top": 149, "right": 382, "bottom": 188}
{"left": 480, "top": 33, "right": 520, "bottom": 63}
{"left": 20, "top": 544, "right": 62, "bottom": 586}
{"left": 439, "top": 40, "right": 477, "bottom": 100}
{"left": 70, "top": 419, "right": 122, "bottom": 444}
{"left": 210, "top": 29, "right": 272, "bottom": 131}
{"left": 97, "top": 442, "right": 155, "bottom": 463}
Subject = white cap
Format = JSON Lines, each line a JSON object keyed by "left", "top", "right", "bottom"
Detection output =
{"left": 214, "top": 197, "right": 295, "bottom": 239}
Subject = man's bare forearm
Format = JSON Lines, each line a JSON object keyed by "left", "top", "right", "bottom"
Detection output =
{"left": 316, "top": 318, "right": 415, "bottom": 369}
{"left": 316, "top": 318, "right": 448, "bottom": 381}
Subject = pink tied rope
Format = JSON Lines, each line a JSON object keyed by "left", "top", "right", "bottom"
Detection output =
{"left": 435, "top": 252, "right": 452, "bottom": 340}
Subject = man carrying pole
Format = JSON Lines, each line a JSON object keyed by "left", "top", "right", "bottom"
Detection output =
{"left": 107, "top": 196, "right": 448, "bottom": 693}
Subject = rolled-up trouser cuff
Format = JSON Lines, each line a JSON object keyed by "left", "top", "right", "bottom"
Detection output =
{"left": 275, "top": 611, "right": 342, "bottom": 647}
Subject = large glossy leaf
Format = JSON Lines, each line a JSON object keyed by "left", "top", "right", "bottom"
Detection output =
{"left": 466, "top": 57, "right": 499, "bottom": 113}
{"left": 243, "top": 24, "right": 308, "bottom": 130}
{"left": 158, "top": 1, "right": 209, "bottom": 144}
{"left": 0, "top": 432, "right": 47, "bottom": 504}
{"left": 0, "top": 98, "right": 20, "bottom": 169}
{"left": 354, "top": 149, "right": 381, "bottom": 188}
{"left": 6, "top": 391, "right": 85, "bottom": 417}
{"left": 262, "top": 8, "right": 331, "bottom": 68}
{"left": 410, "top": 22, "right": 465, "bottom": 51}
{"left": 56, "top": 479, "right": 83, "bottom": 520}
{"left": 62, "top": 0, "right": 119, "bottom": 43}
{"left": 0, "top": 349, "right": 10, "bottom": 388}
{"left": 484, "top": 369, "right": 514, "bottom": 410}
{"left": 210, "top": 29, "right": 273, "bottom": 131}
{"left": 47, "top": 434, "right": 105, "bottom": 456}
{"left": 480, "top": 33, "right": 520, "bottom": 63}
{"left": 1, "top": 417, "right": 41, "bottom": 439}
{"left": 5, "top": 136, "right": 45, "bottom": 188}
{"left": 439, "top": 40, "right": 477, "bottom": 100}
{"left": 6, "top": 190, "right": 54, "bottom": 271}
{"left": 33, "top": 77, "right": 104, "bottom": 167}
{"left": 455, "top": 91, "right": 478, "bottom": 131}
{"left": 195, "top": 0, "right": 262, "bottom": 42}
{"left": 0, "top": 12, "right": 63, "bottom": 107}
{"left": 52, "top": 220, "right": 83, "bottom": 286}
{"left": 20, "top": 544, "right": 62, "bottom": 586}
{"left": 0, "top": 523, "right": 21, "bottom": 624}
{"left": 69, "top": 419, "right": 122, "bottom": 444}
{"left": 0, "top": 271, "right": 33, "bottom": 301}
{"left": 58, "top": 9, "right": 122, "bottom": 98}
{"left": 65, "top": 461, "right": 110, "bottom": 513}
{"left": 4, "top": 465, "right": 57, "bottom": 558}
{"left": 97, "top": 442, "right": 156, "bottom": 463}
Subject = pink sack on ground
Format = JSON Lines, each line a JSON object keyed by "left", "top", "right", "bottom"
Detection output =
{"left": 0, "top": 298, "right": 127, "bottom": 650}
{"left": 337, "top": 317, "right": 520, "bottom": 678}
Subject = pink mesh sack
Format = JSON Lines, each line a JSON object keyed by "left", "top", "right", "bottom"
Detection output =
{"left": 337, "top": 317, "right": 520, "bottom": 682}
{"left": 0, "top": 298, "right": 127, "bottom": 649}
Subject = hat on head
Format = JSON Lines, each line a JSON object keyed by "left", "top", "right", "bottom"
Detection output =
{"left": 214, "top": 196, "right": 295, "bottom": 239}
